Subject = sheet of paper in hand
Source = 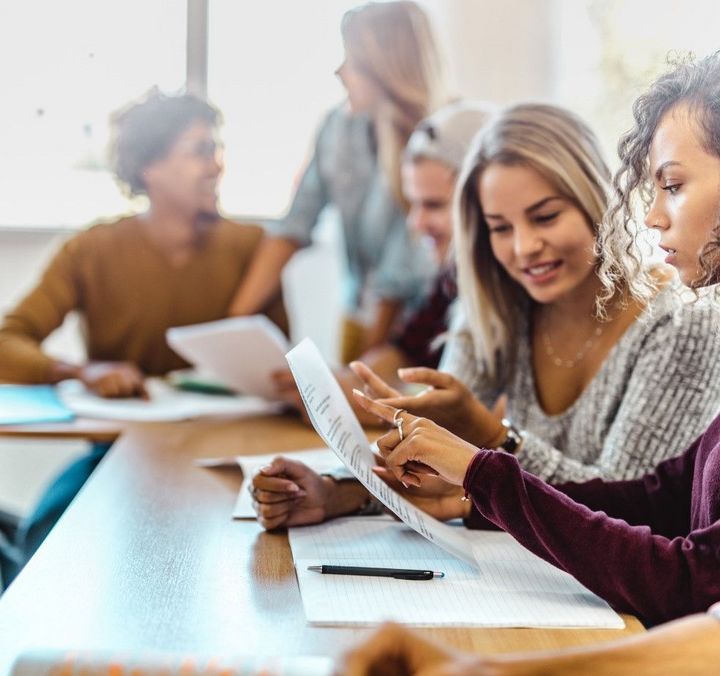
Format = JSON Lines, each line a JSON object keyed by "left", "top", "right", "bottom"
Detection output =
{"left": 285, "top": 338, "right": 475, "bottom": 566}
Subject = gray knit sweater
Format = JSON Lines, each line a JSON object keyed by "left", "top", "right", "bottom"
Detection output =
{"left": 441, "top": 288, "right": 720, "bottom": 483}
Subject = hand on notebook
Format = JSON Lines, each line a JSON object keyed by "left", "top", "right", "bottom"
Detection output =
{"left": 252, "top": 454, "right": 469, "bottom": 529}
{"left": 251, "top": 457, "right": 367, "bottom": 530}
{"left": 341, "top": 622, "right": 484, "bottom": 675}
{"left": 353, "top": 390, "right": 478, "bottom": 487}
{"left": 350, "top": 362, "right": 505, "bottom": 448}
{"left": 78, "top": 361, "right": 149, "bottom": 399}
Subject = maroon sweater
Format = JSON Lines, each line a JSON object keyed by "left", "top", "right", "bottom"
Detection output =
{"left": 463, "top": 412, "right": 720, "bottom": 626}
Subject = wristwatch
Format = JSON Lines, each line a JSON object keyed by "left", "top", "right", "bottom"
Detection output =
{"left": 499, "top": 418, "right": 523, "bottom": 454}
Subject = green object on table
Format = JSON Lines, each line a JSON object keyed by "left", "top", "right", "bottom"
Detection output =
{"left": 166, "top": 371, "right": 237, "bottom": 396}
{"left": 0, "top": 385, "right": 75, "bottom": 425}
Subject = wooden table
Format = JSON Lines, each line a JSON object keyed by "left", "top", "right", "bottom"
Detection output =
{"left": 0, "top": 418, "right": 123, "bottom": 443}
{"left": 0, "top": 416, "right": 644, "bottom": 671}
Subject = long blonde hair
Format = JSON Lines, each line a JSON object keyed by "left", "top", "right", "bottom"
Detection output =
{"left": 341, "top": 1, "right": 445, "bottom": 206}
{"left": 454, "top": 103, "right": 612, "bottom": 385}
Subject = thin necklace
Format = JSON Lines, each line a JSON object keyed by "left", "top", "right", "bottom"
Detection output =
{"left": 541, "top": 314, "right": 604, "bottom": 369}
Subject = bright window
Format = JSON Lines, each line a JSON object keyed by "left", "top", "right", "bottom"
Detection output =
{"left": 553, "top": 0, "right": 720, "bottom": 168}
{"left": 207, "top": 0, "right": 359, "bottom": 219}
{"left": 0, "top": 0, "right": 186, "bottom": 228}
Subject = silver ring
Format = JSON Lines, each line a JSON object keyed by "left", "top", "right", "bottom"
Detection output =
{"left": 393, "top": 408, "right": 407, "bottom": 442}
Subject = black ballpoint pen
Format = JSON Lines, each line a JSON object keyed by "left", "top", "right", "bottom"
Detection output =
{"left": 307, "top": 565, "right": 444, "bottom": 580}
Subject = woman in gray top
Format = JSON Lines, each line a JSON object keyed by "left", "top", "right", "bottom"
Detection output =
{"left": 249, "top": 103, "right": 720, "bottom": 531}
{"left": 229, "top": 1, "right": 445, "bottom": 362}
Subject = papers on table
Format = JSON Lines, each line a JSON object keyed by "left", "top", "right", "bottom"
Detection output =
{"left": 195, "top": 447, "right": 344, "bottom": 519}
{"left": 58, "top": 378, "right": 281, "bottom": 422}
{"left": 286, "top": 339, "right": 477, "bottom": 567}
{"left": 10, "top": 650, "right": 332, "bottom": 676}
{"left": 285, "top": 339, "right": 623, "bottom": 628}
{"left": 290, "top": 517, "right": 624, "bottom": 628}
{"left": 0, "top": 385, "right": 74, "bottom": 425}
{"left": 167, "top": 315, "right": 290, "bottom": 400}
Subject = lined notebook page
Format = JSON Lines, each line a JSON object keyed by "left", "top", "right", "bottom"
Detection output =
{"left": 290, "top": 517, "right": 624, "bottom": 628}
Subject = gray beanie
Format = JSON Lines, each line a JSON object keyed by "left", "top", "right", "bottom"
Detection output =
{"left": 405, "top": 100, "right": 496, "bottom": 171}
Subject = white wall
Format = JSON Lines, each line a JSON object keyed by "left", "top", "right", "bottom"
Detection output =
{"left": 424, "top": 0, "right": 555, "bottom": 104}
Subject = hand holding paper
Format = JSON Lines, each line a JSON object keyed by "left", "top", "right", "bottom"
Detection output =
{"left": 285, "top": 339, "right": 476, "bottom": 567}
{"left": 167, "top": 315, "right": 290, "bottom": 399}
{"left": 352, "top": 389, "right": 479, "bottom": 487}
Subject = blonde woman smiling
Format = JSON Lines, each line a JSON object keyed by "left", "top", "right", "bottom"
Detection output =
{"left": 354, "top": 102, "right": 720, "bottom": 483}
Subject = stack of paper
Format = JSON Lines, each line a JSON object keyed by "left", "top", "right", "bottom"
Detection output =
{"left": 58, "top": 379, "right": 281, "bottom": 422}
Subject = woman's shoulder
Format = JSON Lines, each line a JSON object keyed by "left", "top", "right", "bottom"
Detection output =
{"left": 315, "top": 104, "right": 373, "bottom": 148}
{"left": 626, "top": 282, "right": 720, "bottom": 362}
{"left": 648, "top": 281, "right": 720, "bottom": 330}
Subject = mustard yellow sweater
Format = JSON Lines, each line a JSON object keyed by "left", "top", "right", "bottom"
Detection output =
{"left": 0, "top": 216, "right": 287, "bottom": 382}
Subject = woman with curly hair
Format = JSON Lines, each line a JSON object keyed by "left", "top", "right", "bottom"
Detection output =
{"left": 353, "top": 52, "right": 720, "bottom": 626}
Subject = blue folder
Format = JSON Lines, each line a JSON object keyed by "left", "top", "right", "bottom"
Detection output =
{"left": 0, "top": 385, "right": 75, "bottom": 425}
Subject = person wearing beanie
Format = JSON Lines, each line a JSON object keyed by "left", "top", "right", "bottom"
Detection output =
{"left": 255, "top": 101, "right": 494, "bottom": 527}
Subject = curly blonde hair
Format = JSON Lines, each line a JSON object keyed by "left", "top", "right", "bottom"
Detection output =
{"left": 598, "top": 51, "right": 720, "bottom": 307}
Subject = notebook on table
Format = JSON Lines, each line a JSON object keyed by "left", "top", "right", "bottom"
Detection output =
{"left": 0, "top": 385, "right": 75, "bottom": 425}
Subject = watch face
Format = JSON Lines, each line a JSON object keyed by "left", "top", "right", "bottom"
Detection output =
{"left": 501, "top": 424, "right": 522, "bottom": 453}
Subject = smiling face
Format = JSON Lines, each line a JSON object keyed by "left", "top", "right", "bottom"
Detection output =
{"left": 402, "top": 158, "right": 456, "bottom": 263}
{"left": 479, "top": 163, "right": 598, "bottom": 305}
{"left": 645, "top": 102, "right": 720, "bottom": 287}
{"left": 143, "top": 121, "right": 223, "bottom": 218}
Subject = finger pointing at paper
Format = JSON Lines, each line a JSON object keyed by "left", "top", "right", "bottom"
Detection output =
{"left": 352, "top": 389, "right": 480, "bottom": 487}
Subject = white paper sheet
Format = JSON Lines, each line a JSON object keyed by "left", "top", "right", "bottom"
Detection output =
{"left": 286, "top": 339, "right": 479, "bottom": 567}
{"left": 11, "top": 650, "right": 332, "bottom": 676}
{"left": 195, "top": 447, "right": 344, "bottom": 519}
{"left": 167, "top": 315, "right": 290, "bottom": 399}
{"left": 290, "top": 517, "right": 624, "bottom": 628}
{"left": 58, "top": 379, "right": 280, "bottom": 422}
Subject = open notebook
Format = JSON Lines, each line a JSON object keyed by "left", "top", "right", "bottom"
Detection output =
{"left": 284, "top": 339, "right": 624, "bottom": 629}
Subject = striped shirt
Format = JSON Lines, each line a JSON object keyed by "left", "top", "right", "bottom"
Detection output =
{"left": 441, "top": 287, "right": 720, "bottom": 482}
